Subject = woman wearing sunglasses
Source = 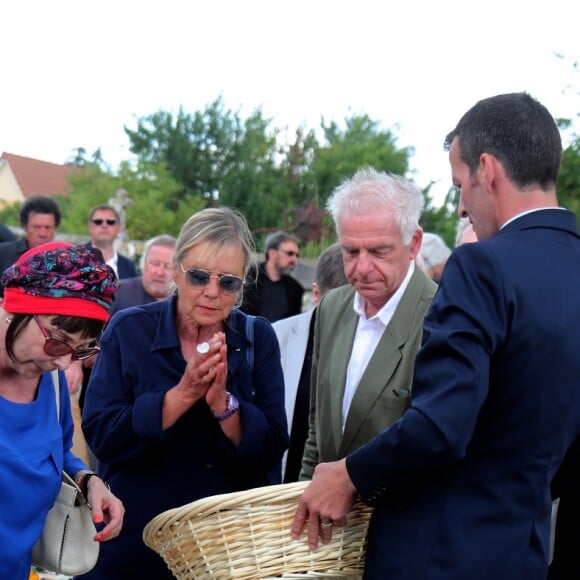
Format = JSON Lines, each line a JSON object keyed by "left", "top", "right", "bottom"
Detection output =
{"left": 80, "top": 207, "right": 289, "bottom": 579}
{"left": 0, "top": 242, "right": 125, "bottom": 578}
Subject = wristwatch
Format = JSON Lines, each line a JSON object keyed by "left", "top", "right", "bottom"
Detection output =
{"left": 211, "top": 391, "right": 239, "bottom": 421}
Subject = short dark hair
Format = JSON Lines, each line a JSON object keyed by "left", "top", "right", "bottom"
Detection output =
{"left": 444, "top": 92, "right": 562, "bottom": 190}
{"left": 20, "top": 195, "right": 62, "bottom": 228}
{"left": 264, "top": 231, "right": 299, "bottom": 260}
{"left": 314, "top": 243, "right": 348, "bottom": 297}
{"left": 89, "top": 204, "right": 120, "bottom": 222}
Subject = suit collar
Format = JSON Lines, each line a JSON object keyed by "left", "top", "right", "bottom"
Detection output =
{"left": 501, "top": 208, "right": 578, "bottom": 236}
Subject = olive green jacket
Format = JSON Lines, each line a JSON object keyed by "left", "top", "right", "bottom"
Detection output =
{"left": 300, "top": 266, "right": 437, "bottom": 479}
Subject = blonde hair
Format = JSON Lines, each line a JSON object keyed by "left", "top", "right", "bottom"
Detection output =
{"left": 174, "top": 207, "right": 257, "bottom": 306}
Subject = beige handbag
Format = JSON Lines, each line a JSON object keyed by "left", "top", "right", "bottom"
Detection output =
{"left": 31, "top": 371, "right": 99, "bottom": 576}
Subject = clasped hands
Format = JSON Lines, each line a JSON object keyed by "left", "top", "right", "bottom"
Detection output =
{"left": 179, "top": 332, "right": 228, "bottom": 410}
{"left": 290, "top": 458, "right": 358, "bottom": 550}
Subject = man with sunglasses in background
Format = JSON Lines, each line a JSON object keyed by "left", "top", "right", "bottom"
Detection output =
{"left": 66, "top": 204, "right": 140, "bottom": 463}
{"left": 241, "top": 230, "right": 304, "bottom": 322}
{"left": 86, "top": 204, "right": 138, "bottom": 280}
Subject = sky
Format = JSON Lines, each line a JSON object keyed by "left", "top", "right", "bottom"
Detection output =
{"left": 1, "top": 0, "right": 579, "bottom": 206}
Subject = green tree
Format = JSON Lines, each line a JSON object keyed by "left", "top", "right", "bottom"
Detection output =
{"left": 420, "top": 184, "right": 460, "bottom": 248}
{"left": 217, "top": 109, "right": 289, "bottom": 231}
{"left": 311, "top": 114, "right": 413, "bottom": 207}
{"left": 555, "top": 54, "right": 580, "bottom": 223}
{"left": 66, "top": 147, "right": 87, "bottom": 167}
{"left": 558, "top": 136, "right": 580, "bottom": 221}
{"left": 121, "top": 99, "right": 459, "bottom": 245}
{"left": 61, "top": 161, "right": 204, "bottom": 239}
{"left": 124, "top": 97, "right": 287, "bottom": 231}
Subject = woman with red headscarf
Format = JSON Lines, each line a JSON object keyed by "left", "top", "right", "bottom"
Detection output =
{"left": 0, "top": 242, "right": 125, "bottom": 578}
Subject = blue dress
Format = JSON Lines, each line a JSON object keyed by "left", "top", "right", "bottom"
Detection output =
{"left": 0, "top": 371, "right": 85, "bottom": 579}
{"left": 80, "top": 297, "right": 289, "bottom": 579}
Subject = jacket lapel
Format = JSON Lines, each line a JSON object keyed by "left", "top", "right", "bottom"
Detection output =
{"left": 328, "top": 309, "right": 359, "bottom": 455}
{"left": 339, "top": 267, "right": 427, "bottom": 454}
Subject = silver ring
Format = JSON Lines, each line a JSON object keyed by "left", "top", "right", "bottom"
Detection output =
{"left": 196, "top": 342, "right": 210, "bottom": 354}
{"left": 320, "top": 519, "right": 334, "bottom": 528}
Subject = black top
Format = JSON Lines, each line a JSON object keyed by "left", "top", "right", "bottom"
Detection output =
{"left": 283, "top": 308, "right": 316, "bottom": 483}
{"left": 241, "top": 262, "right": 304, "bottom": 322}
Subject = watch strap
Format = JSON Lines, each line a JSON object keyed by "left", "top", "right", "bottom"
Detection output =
{"left": 212, "top": 391, "right": 239, "bottom": 421}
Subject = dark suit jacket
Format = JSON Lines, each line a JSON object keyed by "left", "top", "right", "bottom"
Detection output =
{"left": 116, "top": 253, "right": 139, "bottom": 280}
{"left": 0, "top": 238, "right": 29, "bottom": 297}
{"left": 109, "top": 276, "right": 156, "bottom": 317}
{"left": 0, "top": 224, "right": 17, "bottom": 243}
{"left": 300, "top": 265, "right": 437, "bottom": 479}
{"left": 83, "top": 242, "right": 138, "bottom": 280}
{"left": 347, "top": 209, "right": 580, "bottom": 579}
{"left": 548, "top": 435, "right": 580, "bottom": 578}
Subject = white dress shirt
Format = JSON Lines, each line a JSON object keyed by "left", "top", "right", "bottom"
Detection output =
{"left": 342, "top": 261, "right": 415, "bottom": 431}
{"left": 106, "top": 252, "right": 119, "bottom": 277}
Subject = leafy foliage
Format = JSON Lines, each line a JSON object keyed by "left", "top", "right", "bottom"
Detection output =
{"left": 421, "top": 184, "right": 460, "bottom": 248}
{"left": 122, "top": 101, "right": 426, "bottom": 248}
{"left": 58, "top": 161, "right": 205, "bottom": 239}
{"left": 125, "top": 97, "right": 290, "bottom": 231}
{"left": 312, "top": 114, "right": 413, "bottom": 208}
{"left": 558, "top": 136, "right": 580, "bottom": 223}
{"left": 0, "top": 98, "right": 469, "bottom": 254}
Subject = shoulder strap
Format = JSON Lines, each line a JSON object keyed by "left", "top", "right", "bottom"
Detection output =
{"left": 50, "top": 369, "right": 61, "bottom": 421}
{"left": 245, "top": 315, "right": 255, "bottom": 372}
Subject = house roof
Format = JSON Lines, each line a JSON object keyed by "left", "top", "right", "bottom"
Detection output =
{"left": 0, "top": 152, "right": 80, "bottom": 198}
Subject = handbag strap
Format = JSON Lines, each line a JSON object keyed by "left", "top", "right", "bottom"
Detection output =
{"left": 50, "top": 369, "right": 82, "bottom": 491}
{"left": 245, "top": 315, "right": 255, "bottom": 372}
{"left": 50, "top": 369, "right": 61, "bottom": 421}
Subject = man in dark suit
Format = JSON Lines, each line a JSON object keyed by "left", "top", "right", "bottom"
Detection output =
{"left": 292, "top": 93, "right": 580, "bottom": 580}
{"left": 66, "top": 203, "right": 139, "bottom": 393}
{"left": 65, "top": 203, "right": 141, "bottom": 424}
{"left": 0, "top": 195, "right": 62, "bottom": 296}
{"left": 241, "top": 231, "right": 304, "bottom": 322}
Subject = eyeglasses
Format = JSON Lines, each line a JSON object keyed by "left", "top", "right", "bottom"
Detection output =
{"left": 91, "top": 219, "right": 117, "bottom": 226}
{"left": 179, "top": 264, "right": 244, "bottom": 294}
{"left": 33, "top": 315, "right": 101, "bottom": 361}
{"left": 279, "top": 249, "right": 300, "bottom": 258}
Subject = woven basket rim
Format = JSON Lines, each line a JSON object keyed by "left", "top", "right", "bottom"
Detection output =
{"left": 143, "top": 481, "right": 372, "bottom": 579}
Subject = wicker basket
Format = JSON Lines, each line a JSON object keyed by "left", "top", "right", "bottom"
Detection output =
{"left": 143, "top": 481, "right": 373, "bottom": 579}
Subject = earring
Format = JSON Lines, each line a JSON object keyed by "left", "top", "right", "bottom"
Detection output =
{"left": 4, "top": 316, "right": 12, "bottom": 325}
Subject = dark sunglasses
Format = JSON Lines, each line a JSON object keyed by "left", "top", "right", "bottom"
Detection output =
{"left": 91, "top": 218, "right": 117, "bottom": 226}
{"left": 279, "top": 249, "right": 300, "bottom": 258}
{"left": 179, "top": 264, "right": 244, "bottom": 294}
{"left": 33, "top": 315, "right": 101, "bottom": 361}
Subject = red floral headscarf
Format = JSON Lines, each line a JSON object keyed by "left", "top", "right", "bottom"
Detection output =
{"left": 1, "top": 242, "right": 119, "bottom": 322}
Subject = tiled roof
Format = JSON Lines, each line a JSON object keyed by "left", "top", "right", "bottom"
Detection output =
{"left": 0, "top": 152, "right": 81, "bottom": 198}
